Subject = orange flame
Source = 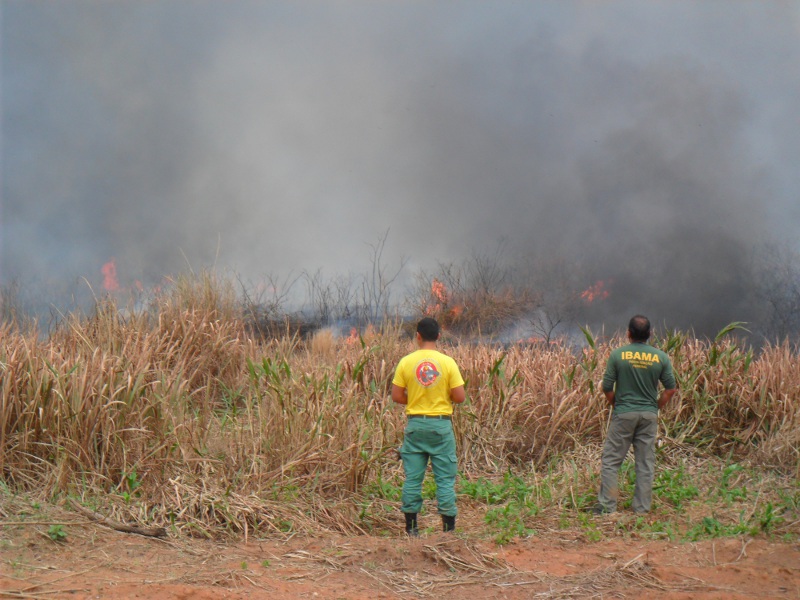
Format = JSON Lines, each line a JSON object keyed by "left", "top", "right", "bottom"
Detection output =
{"left": 346, "top": 327, "right": 359, "bottom": 345}
{"left": 422, "top": 278, "right": 449, "bottom": 316}
{"left": 424, "top": 279, "right": 467, "bottom": 322}
{"left": 431, "top": 278, "right": 448, "bottom": 304}
{"left": 101, "top": 259, "right": 120, "bottom": 292}
{"left": 580, "top": 280, "right": 610, "bottom": 303}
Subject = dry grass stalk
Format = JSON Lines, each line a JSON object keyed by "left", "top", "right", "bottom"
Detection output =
{"left": 0, "top": 274, "right": 798, "bottom": 537}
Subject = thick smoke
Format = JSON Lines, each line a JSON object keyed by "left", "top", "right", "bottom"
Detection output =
{"left": 2, "top": 2, "right": 799, "bottom": 336}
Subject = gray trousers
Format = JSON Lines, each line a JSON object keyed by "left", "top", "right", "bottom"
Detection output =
{"left": 598, "top": 411, "right": 658, "bottom": 513}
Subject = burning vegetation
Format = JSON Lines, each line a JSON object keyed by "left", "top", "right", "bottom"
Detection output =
{"left": 580, "top": 280, "right": 611, "bottom": 304}
{"left": 0, "top": 273, "right": 798, "bottom": 544}
{"left": 101, "top": 258, "right": 120, "bottom": 292}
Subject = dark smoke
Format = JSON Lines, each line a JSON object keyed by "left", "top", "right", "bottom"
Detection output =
{"left": 2, "top": 2, "right": 799, "bottom": 338}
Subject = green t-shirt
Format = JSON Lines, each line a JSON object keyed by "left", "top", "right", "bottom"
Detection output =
{"left": 601, "top": 342, "right": 676, "bottom": 414}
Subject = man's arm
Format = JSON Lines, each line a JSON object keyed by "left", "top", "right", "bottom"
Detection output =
{"left": 658, "top": 388, "right": 677, "bottom": 410}
{"left": 601, "top": 355, "right": 617, "bottom": 408}
{"left": 658, "top": 358, "right": 678, "bottom": 410}
{"left": 450, "top": 385, "right": 466, "bottom": 404}
{"left": 391, "top": 384, "right": 408, "bottom": 405}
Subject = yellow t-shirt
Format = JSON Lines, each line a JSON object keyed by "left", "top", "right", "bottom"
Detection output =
{"left": 392, "top": 349, "right": 465, "bottom": 416}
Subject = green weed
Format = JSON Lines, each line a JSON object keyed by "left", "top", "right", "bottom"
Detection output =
{"left": 485, "top": 502, "right": 535, "bottom": 545}
{"left": 117, "top": 469, "right": 142, "bottom": 503}
{"left": 422, "top": 475, "right": 437, "bottom": 500}
{"left": 718, "top": 464, "right": 748, "bottom": 503}
{"left": 757, "top": 502, "right": 783, "bottom": 534}
{"left": 577, "top": 512, "right": 603, "bottom": 542}
{"left": 653, "top": 465, "right": 699, "bottom": 510}
{"left": 460, "top": 472, "right": 533, "bottom": 505}
{"left": 617, "top": 516, "right": 676, "bottom": 541}
{"left": 460, "top": 472, "right": 541, "bottom": 543}
{"left": 277, "top": 519, "right": 294, "bottom": 533}
{"left": 686, "top": 516, "right": 752, "bottom": 541}
{"left": 460, "top": 477, "right": 507, "bottom": 504}
{"left": 362, "top": 473, "right": 402, "bottom": 502}
{"left": 47, "top": 524, "right": 67, "bottom": 542}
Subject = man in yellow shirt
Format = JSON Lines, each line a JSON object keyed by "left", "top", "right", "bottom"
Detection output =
{"left": 391, "top": 317, "right": 466, "bottom": 536}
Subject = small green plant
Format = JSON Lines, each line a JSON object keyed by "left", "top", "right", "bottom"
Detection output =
{"left": 577, "top": 512, "right": 603, "bottom": 542}
{"left": 125, "top": 469, "right": 141, "bottom": 492}
{"left": 585, "top": 528, "right": 603, "bottom": 542}
{"left": 563, "top": 490, "right": 595, "bottom": 512}
{"left": 460, "top": 472, "right": 534, "bottom": 505}
{"left": 777, "top": 487, "right": 800, "bottom": 512}
{"left": 422, "top": 475, "right": 437, "bottom": 500}
{"left": 485, "top": 501, "right": 535, "bottom": 545}
{"left": 118, "top": 469, "right": 143, "bottom": 503}
{"left": 718, "top": 464, "right": 748, "bottom": 503}
{"left": 462, "top": 472, "right": 540, "bottom": 544}
{"left": 688, "top": 516, "right": 723, "bottom": 540}
{"left": 620, "top": 462, "right": 636, "bottom": 492}
{"left": 618, "top": 516, "right": 676, "bottom": 541}
{"left": 362, "top": 472, "right": 402, "bottom": 502}
{"left": 277, "top": 519, "right": 294, "bottom": 533}
{"left": 47, "top": 525, "right": 67, "bottom": 542}
{"left": 460, "top": 477, "right": 506, "bottom": 504}
{"left": 356, "top": 498, "right": 387, "bottom": 527}
{"left": 502, "top": 472, "right": 533, "bottom": 503}
{"left": 261, "top": 560, "right": 271, "bottom": 568}
{"left": 757, "top": 502, "right": 783, "bottom": 534}
{"left": 653, "top": 466, "right": 699, "bottom": 510}
{"left": 686, "top": 515, "right": 752, "bottom": 541}
{"left": 218, "top": 384, "right": 245, "bottom": 418}
{"left": 269, "top": 483, "right": 300, "bottom": 502}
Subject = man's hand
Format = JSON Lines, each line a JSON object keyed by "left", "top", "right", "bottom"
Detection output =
{"left": 391, "top": 384, "right": 408, "bottom": 405}
{"left": 658, "top": 388, "right": 677, "bottom": 410}
{"left": 450, "top": 385, "right": 466, "bottom": 404}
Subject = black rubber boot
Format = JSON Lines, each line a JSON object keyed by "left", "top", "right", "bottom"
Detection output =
{"left": 442, "top": 515, "right": 456, "bottom": 532}
{"left": 404, "top": 513, "right": 419, "bottom": 537}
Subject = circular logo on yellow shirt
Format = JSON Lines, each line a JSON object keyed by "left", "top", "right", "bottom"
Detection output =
{"left": 415, "top": 361, "right": 440, "bottom": 386}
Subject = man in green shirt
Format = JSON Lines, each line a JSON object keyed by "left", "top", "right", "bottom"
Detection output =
{"left": 595, "top": 315, "right": 677, "bottom": 514}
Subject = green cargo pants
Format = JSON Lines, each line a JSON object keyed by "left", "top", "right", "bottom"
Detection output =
{"left": 598, "top": 410, "right": 658, "bottom": 513}
{"left": 400, "top": 418, "right": 458, "bottom": 517}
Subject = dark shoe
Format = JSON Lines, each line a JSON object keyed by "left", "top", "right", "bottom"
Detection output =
{"left": 442, "top": 515, "right": 456, "bottom": 532}
{"left": 591, "top": 503, "right": 613, "bottom": 515}
{"left": 404, "top": 512, "right": 419, "bottom": 537}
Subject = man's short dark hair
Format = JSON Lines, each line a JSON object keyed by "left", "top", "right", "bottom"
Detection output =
{"left": 417, "top": 317, "right": 440, "bottom": 341}
{"left": 628, "top": 315, "right": 651, "bottom": 342}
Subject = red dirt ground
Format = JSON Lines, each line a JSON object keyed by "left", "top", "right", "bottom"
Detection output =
{"left": 1, "top": 515, "right": 798, "bottom": 599}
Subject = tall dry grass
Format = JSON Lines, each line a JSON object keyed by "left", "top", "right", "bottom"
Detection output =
{"left": 0, "top": 274, "right": 798, "bottom": 536}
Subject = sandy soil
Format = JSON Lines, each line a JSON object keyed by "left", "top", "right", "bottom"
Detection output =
{"left": 1, "top": 512, "right": 798, "bottom": 599}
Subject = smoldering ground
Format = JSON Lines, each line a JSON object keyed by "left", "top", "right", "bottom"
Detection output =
{"left": 3, "top": 2, "right": 799, "bottom": 338}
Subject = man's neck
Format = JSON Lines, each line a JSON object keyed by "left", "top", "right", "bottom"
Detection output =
{"left": 418, "top": 341, "right": 438, "bottom": 351}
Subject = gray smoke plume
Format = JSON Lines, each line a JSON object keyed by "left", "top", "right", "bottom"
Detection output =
{"left": 3, "top": 2, "right": 799, "bottom": 337}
